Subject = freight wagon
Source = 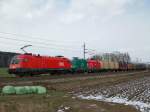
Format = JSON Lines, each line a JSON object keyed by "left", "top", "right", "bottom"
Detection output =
{"left": 134, "top": 63, "right": 147, "bottom": 70}
{"left": 119, "top": 62, "right": 128, "bottom": 71}
{"left": 71, "top": 57, "right": 87, "bottom": 73}
{"left": 101, "top": 61, "right": 109, "bottom": 71}
{"left": 127, "top": 63, "right": 135, "bottom": 71}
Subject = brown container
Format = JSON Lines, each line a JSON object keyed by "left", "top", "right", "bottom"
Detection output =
{"left": 101, "top": 61, "right": 109, "bottom": 70}
{"left": 114, "top": 62, "right": 119, "bottom": 70}
{"left": 109, "top": 61, "right": 115, "bottom": 69}
{"left": 128, "top": 64, "right": 134, "bottom": 70}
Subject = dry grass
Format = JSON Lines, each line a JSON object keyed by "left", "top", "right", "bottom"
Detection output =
{"left": 0, "top": 68, "right": 11, "bottom": 77}
{"left": 0, "top": 71, "right": 148, "bottom": 112}
{"left": 0, "top": 92, "right": 139, "bottom": 112}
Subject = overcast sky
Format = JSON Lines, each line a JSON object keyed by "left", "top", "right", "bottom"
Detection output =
{"left": 0, "top": 0, "right": 149, "bottom": 62}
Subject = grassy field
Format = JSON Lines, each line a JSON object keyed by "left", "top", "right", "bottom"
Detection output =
{"left": 0, "top": 90, "right": 138, "bottom": 112}
{"left": 0, "top": 68, "right": 12, "bottom": 77}
{"left": 0, "top": 71, "right": 147, "bottom": 112}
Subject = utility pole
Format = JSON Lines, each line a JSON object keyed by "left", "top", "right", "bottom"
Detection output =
{"left": 83, "top": 43, "right": 86, "bottom": 59}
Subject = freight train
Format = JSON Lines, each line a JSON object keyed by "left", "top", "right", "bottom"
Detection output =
{"left": 8, "top": 53, "right": 147, "bottom": 76}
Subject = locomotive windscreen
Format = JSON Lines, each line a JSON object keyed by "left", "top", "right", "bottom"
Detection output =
{"left": 10, "top": 56, "right": 20, "bottom": 64}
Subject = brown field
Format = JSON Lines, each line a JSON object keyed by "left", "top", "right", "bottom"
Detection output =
{"left": 0, "top": 71, "right": 149, "bottom": 112}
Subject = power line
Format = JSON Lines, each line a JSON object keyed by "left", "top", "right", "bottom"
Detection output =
{"left": 0, "top": 31, "right": 82, "bottom": 45}
{"left": 0, "top": 43, "right": 21, "bottom": 53}
{"left": 0, "top": 34, "right": 81, "bottom": 48}
{"left": 0, "top": 40, "right": 81, "bottom": 54}
{"left": 0, "top": 36, "right": 81, "bottom": 52}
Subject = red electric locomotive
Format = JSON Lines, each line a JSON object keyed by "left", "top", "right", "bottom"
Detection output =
{"left": 87, "top": 59, "right": 102, "bottom": 72}
{"left": 9, "top": 53, "right": 72, "bottom": 76}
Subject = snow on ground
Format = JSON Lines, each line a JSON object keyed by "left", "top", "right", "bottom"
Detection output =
{"left": 57, "top": 105, "right": 71, "bottom": 112}
{"left": 76, "top": 77, "right": 150, "bottom": 112}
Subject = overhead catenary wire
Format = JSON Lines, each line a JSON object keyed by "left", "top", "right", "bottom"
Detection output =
{"left": 0, "top": 36, "right": 81, "bottom": 52}
{"left": 0, "top": 40, "right": 81, "bottom": 55}
{"left": 0, "top": 34, "right": 81, "bottom": 48}
{"left": 0, "top": 36, "right": 136, "bottom": 62}
{"left": 0, "top": 43, "right": 21, "bottom": 53}
{"left": 0, "top": 31, "right": 102, "bottom": 57}
{"left": 0, "top": 31, "right": 82, "bottom": 46}
{"left": 0, "top": 41, "right": 81, "bottom": 53}
{"left": 0, "top": 45, "right": 64, "bottom": 58}
{"left": 0, "top": 31, "right": 92, "bottom": 57}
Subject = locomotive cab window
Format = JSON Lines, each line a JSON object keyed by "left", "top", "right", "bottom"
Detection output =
{"left": 10, "top": 56, "right": 20, "bottom": 64}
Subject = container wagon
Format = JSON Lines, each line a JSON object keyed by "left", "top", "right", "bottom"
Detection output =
{"left": 71, "top": 57, "right": 88, "bottom": 73}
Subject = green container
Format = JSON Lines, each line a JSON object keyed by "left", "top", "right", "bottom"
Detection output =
{"left": 71, "top": 57, "right": 88, "bottom": 72}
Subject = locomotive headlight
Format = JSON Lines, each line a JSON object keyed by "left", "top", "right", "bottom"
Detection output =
{"left": 10, "top": 64, "right": 20, "bottom": 69}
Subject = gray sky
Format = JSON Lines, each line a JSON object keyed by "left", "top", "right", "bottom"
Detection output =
{"left": 0, "top": 0, "right": 150, "bottom": 62}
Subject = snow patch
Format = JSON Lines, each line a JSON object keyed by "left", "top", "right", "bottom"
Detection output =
{"left": 57, "top": 105, "right": 71, "bottom": 112}
{"left": 78, "top": 95, "right": 150, "bottom": 112}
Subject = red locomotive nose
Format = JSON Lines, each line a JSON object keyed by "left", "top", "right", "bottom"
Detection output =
{"left": 9, "top": 64, "right": 20, "bottom": 69}
{"left": 9, "top": 55, "right": 21, "bottom": 69}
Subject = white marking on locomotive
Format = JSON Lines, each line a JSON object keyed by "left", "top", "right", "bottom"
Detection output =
{"left": 59, "top": 62, "right": 64, "bottom": 66}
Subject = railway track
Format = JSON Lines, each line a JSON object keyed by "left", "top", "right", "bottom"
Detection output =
{"left": 0, "top": 70, "right": 148, "bottom": 86}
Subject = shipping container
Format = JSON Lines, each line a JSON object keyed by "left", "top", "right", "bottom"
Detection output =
{"left": 101, "top": 61, "right": 109, "bottom": 70}
{"left": 119, "top": 62, "right": 128, "bottom": 71}
{"left": 114, "top": 62, "right": 119, "bottom": 70}
{"left": 127, "top": 63, "right": 134, "bottom": 70}
{"left": 108, "top": 61, "right": 115, "bottom": 70}
{"left": 71, "top": 57, "right": 88, "bottom": 72}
